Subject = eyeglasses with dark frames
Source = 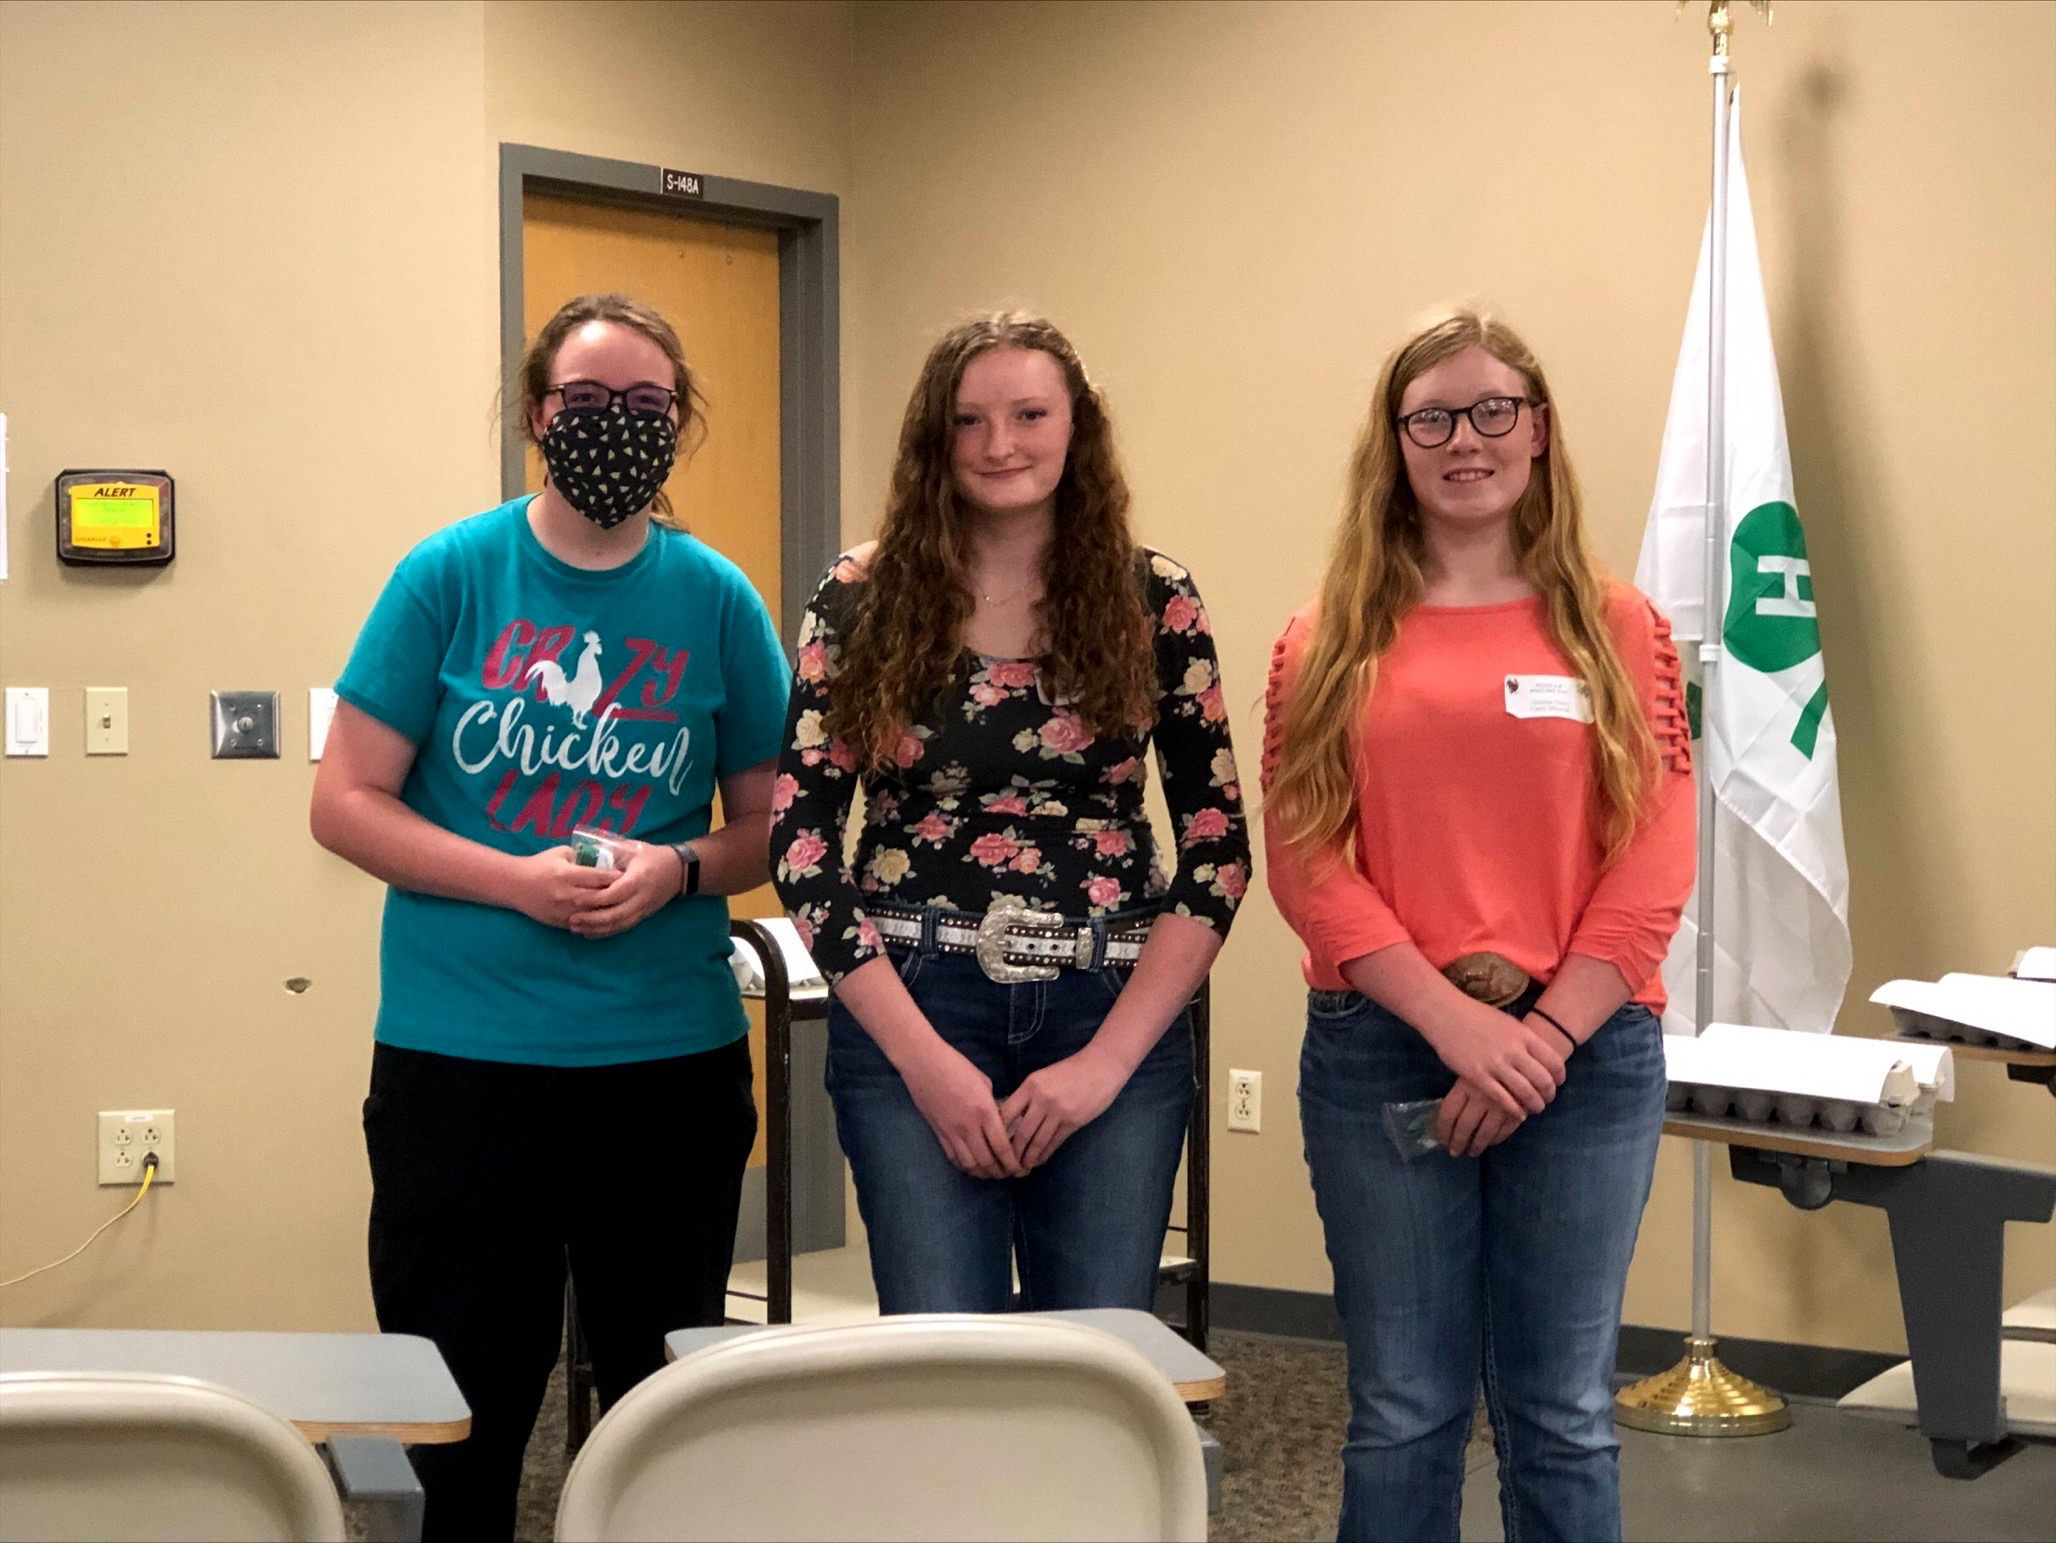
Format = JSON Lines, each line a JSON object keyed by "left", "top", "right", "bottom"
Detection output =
{"left": 545, "top": 379, "right": 680, "bottom": 417}
{"left": 1394, "top": 395, "right": 1535, "bottom": 449}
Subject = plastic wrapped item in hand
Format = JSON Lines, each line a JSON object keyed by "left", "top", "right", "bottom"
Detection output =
{"left": 569, "top": 826, "right": 638, "bottom": 872}
{"left": 1382, "top": 1099, "right": 1445, "bottom": 1159}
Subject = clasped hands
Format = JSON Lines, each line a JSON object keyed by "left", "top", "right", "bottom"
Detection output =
{"left": 511, "top": 843, "right": 683, "bottom": 939}
{"left": 904, "top": 1038, "right": 1130, "bottom": 1179}
{"left": 1424, "top": 998, "right": 1573, "bottom": 1157}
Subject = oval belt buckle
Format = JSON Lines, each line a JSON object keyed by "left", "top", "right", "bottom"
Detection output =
{"left": 976, "top": 896, "right": 1064, "bottom": 984}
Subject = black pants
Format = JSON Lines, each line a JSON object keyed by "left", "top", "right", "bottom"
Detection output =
{"left": 364, "top": 1037, "right": 757, "bottom": 1541}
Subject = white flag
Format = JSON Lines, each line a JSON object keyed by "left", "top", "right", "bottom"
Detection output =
{"left": 1636, "top": 89, "right": 1852, "bottom": 1037}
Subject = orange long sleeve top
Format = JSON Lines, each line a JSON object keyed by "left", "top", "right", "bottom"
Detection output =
{"left": 1262, "top": 585, "right": 1696, "bottom": 1011}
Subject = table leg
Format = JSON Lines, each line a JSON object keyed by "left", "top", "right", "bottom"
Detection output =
{"left": 1194, "top": 1419, "right": 1222, "bottom": 1515}
{"left": 1730, "top": 1146, "right": 2056, "bottom": 1478}
{"left": 325, "top": 1435, "right": 425, "bottom": 1543}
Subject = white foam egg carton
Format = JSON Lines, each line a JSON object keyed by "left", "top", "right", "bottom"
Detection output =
{"left": 1663, "top": 1021, "right": 1954, "bottom": 1138}
{"left": 1871, "top": 963, "right": 2056, "bottom": 1053}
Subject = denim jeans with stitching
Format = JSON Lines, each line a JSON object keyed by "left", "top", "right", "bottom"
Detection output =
{"left": 826, "top": 924, "right": 1193, "bottom": 1314}
{"left": 1298, "top": 987, "right": 1666, "bottom": 1543}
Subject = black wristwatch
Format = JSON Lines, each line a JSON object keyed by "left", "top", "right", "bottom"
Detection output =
{"left": 670, "top": 842, "right": 701, "bottom": 898}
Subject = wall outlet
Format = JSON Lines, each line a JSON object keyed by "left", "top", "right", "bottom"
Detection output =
{"left": 1227, "top": 1069, "right": 1262, "bottom": 1133}
{"left": 99, "top": 1109, "right": 176, "bottom": 1185}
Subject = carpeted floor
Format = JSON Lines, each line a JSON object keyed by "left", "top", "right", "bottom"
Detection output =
{"left": 504, "top": 1328, "right": 1418, "bottom": 1542}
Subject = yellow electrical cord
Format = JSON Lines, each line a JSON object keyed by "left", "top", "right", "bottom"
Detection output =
{"left": 0, "top": 1155, "right": 159, "bottom": 1290}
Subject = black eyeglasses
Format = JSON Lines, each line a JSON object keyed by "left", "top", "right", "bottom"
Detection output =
{"left": 1394, "top": 395, "right": 1534, "bottom": 449}
{"left": 546, "top": 379, "right": 679, "bottom": 417}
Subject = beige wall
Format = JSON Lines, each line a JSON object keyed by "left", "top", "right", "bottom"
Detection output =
{"left": 3, "top": 0, "right": 2050, "bottom": 1355}
{"left": 847, "top": 0, "right": 2055, "bottom": 1351}
{"left": 0, "top": 0, "right": 852, "bottom": 1330}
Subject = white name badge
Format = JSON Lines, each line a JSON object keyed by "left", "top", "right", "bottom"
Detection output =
{"left": 1503, "top": 674, "right": 1594, "bottom": 723}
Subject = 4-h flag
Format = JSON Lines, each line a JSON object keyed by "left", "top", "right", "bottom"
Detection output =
{"left": 1635, "top": 89, "right": 1852, "bottom": 1037}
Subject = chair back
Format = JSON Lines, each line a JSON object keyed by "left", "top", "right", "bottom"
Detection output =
{"left": 556, "top": 1315, "right": 1206, "bottom": 1542}
{"left": 0, "top": 1370, "right": 345, "bottom": 1542}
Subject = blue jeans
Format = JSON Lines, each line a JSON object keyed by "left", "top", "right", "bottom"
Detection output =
{"left": 826, "top": 941, "right": 1194, "bottom": 1314}
{"left": 1299, "top": 989, "right": 1666, "bottom": 1543}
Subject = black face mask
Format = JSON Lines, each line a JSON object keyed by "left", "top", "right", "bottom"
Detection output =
{"left": 540, "top": 405, "right": 678, "bottom": 529}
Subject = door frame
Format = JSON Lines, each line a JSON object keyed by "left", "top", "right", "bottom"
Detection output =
{"left": 498, "top": 144, "right": 845, "bottom": 1264}
{"left": 497, "top": 143, "right": 840, "bottom": 647}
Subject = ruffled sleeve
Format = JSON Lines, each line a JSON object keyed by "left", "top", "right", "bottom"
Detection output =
{"left": 1565, "top": 590, "right": 1697, "bottom": 992}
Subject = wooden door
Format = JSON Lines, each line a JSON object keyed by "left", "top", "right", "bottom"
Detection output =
{"left": 523, "top": 195, "right": 784, "bottom": 1165}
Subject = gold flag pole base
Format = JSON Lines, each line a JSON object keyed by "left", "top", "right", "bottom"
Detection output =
{"left": 1614, "top": 1335, "right": 1793, "bottom": 1436}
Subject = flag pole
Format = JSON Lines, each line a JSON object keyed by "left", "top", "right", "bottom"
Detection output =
{"left": 1616, "top": 0, "right": 1790, "bottom": 1438}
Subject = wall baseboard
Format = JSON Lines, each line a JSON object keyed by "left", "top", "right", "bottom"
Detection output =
{"left": 1185, "top": 1283, "right": 1900, "bottom": 1403}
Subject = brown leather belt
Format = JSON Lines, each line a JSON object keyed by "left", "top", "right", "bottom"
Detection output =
{"left": 1442, "top": 952, "right": 1531, "bottom": 1008}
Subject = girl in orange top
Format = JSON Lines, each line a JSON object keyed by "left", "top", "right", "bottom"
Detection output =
{"left": 1263, "top": 307, "right": 1693, "bottom": 1543}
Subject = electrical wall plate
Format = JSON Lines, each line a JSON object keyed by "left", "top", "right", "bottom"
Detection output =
{"left": 211, "top": 690, "right": 280, "bottom": 759}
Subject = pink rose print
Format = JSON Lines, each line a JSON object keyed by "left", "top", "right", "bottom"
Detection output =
{"left": 892, "top": 732, "right": 925, "bottom": 768}
{"left": 988, "top": 661, "right": 1039, "bottom": 688}
{"left": 1039, "top": 714, "right": 1093, "bottom": 755}
{"left": 1162, "top": 593, "right": 1201, "bottom": 633}
{"left": 969, "top": 683, "right": 1007, "bottom": 707}
{"left": 1199, "top": 686, "right": 1227, "bottom": 723}
{"left": 984, "top": 792, "right": 1028, "bottom": 815}
{"left": 1104, "top": 756, "right": 1141, "bottom": 785}
{"left": 855, "top": 916, "right": 885, "bottom": 951}
{"left": 969, "top": 832, "right": 1022, "bottom": 867}
{"left": 1216, "top": 862, "right": 1248, "bottom": 900}
{"left": 783, "top": 831, "right": 829, "bottom": 874}
{"left": 1011, "top": 847, "right": 1043, "bottom": 874}
{"left": 827, "top": 739, "right": 859, "bottom": 773}
{"left": 770, "top": 773, "right": 800, "bottom": 814}
{"left": 792, "top": 913, "right": 815, "bottom": 950}
{"left": 913, "top": 812, "right": 953, "bottom": 843}
{"left": 1093, "top": 829, "right": 1134, "bottom": 858}
{"left": 1086, "top": 875, "right": 1124, "bottom": 909}
{"left": 796, "top": 641, "right": 830, "bottom": 683}
{"left": 1184, "top": 807, "right": 1230, "bottom": 841}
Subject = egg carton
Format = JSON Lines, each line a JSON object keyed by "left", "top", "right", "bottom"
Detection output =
{"left": 1664, "top": 1079, "right": 1919, "bottom": 1137}
{"left": 1662, "top": 1022, "right": 1951, "bottom": 1141}
{"left": 1871, "top": 967, "right": 2056, "bottom": 1054}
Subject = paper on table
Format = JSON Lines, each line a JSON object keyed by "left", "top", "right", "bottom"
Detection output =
{"left": 2012, "top": 947, "right": 2056, "bottom": 983}
{"left": 1871, "top": 974, "right": 2056, "bottom": 1051}
{"left": 729, "top": 916, "right": 827, "bottom": 998}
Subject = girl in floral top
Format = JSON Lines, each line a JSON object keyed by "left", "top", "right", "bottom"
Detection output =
{"left": 771, "top": 312, "right": 1249, "bottom": 1314}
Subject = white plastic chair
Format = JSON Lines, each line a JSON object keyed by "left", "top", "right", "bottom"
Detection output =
{"left": 0, "top": 1370, "right": 346, "bottom": 1542}
{"left": 555, "top": 1315, "right": 1207, "bottom": 1542}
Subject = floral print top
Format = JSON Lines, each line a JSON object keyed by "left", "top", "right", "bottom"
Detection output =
{"left": 769, "top": 548, "right": 1252, "bottom": 985}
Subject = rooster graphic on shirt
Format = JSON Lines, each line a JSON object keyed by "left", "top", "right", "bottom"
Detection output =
{"left": 456, "top": 619, "right": 695, "bottom": 840}
{"left": 525, "top": 630, "right": 604, "bottom": 727}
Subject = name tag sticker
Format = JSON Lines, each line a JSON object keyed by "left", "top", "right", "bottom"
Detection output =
{"left": 1504, "top": 674, "right": 1594, "bottom": 723}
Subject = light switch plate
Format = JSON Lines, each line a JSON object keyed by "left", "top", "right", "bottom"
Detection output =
{"left": 85, "top": 686, "right": 129, "bottom": 755}
{"left": 5, "top": 687, "right": 50, "bottom": 757}
{"left": 211, "top": 690, "right": 280, "bottom": 759}
{"left": 309, "top": 687, "right": 337, "bottom": 760}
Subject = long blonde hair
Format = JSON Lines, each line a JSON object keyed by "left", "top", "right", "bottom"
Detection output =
{"left": 1267, "top": 306, "right": 1656, "bottom": 862}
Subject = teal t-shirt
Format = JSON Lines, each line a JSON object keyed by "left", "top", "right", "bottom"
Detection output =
{"left": 335, "top": 496, "right": 791, "bottom": 1066}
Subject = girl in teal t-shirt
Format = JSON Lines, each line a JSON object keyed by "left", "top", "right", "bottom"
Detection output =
{"left": 313, "top": 294, "right": 789, "bottom": 1540}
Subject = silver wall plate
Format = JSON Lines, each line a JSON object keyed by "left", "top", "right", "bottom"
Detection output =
{"left": 211, "top": 690, "right": 280, "bottom": 759}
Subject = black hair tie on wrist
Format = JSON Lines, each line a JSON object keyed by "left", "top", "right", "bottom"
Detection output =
{"left": 1528, "top": 1006, "right": 1578, "bottom": 1053}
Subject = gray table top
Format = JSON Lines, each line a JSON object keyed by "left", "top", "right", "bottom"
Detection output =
{"left": 666, "top": 1307, "right": 1227, "bottom": 1402}
{"left": 0, "top": 1327, "right": 470, "bottom": 1443}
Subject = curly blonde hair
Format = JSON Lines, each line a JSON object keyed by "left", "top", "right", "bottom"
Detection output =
{"left": 1267, "top": 305, "right": 1658, "bottom": 862}
{"left": 828, "top": 313, "right": 1156, "bottom": 768}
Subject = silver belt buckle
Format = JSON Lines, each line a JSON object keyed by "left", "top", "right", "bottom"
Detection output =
{"left": 976, "top": 896, "right": 1063, "bottom": 984}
